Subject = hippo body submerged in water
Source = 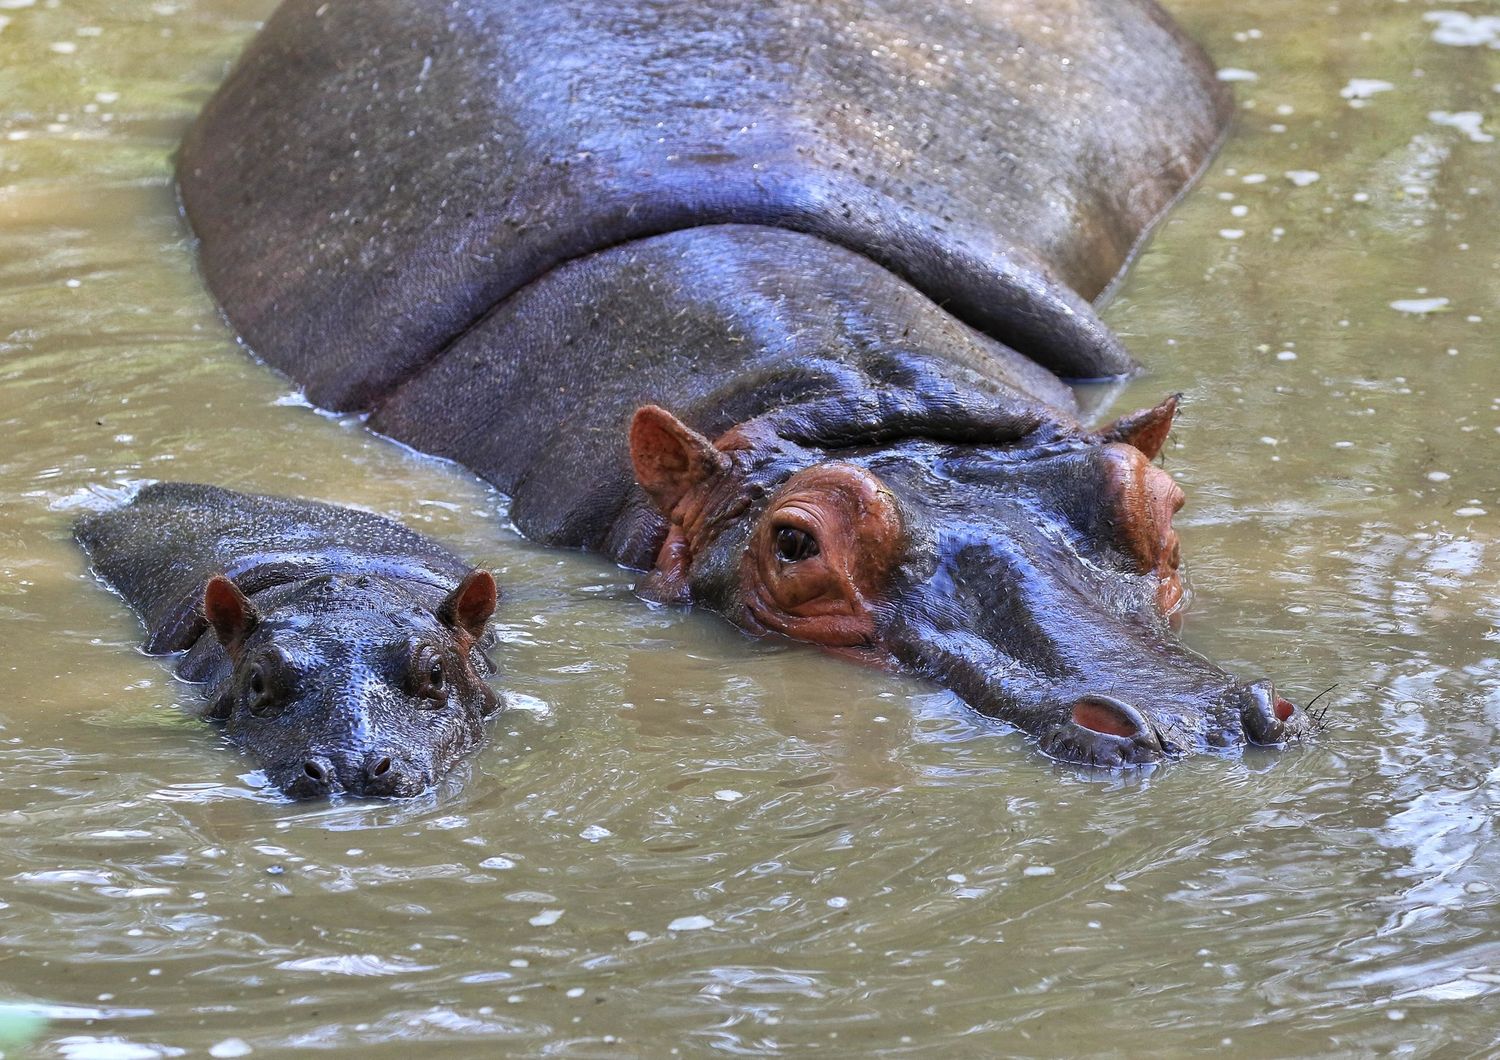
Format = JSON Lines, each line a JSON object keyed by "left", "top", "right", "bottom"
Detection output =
{"left": 76, "top": 483, "right": 504, "bottom": 797}
{"left": 176, "top": 0, "right": 1311, "bottom": 764}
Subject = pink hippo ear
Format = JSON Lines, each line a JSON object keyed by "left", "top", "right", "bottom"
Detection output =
{"left": 1100, "top": 393, "right": 1179, "bottom": 461}
{"left": 629, "top": 405, "right": 731, "bottom": 515}
{"left": 203, "top": 575, "right": 259, "bottom": 655}
{"left": 438, "top": 569, "right": 498, "bottom": 640}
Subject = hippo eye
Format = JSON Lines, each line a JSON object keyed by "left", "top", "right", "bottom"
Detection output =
{"left": 774, "top": 525, "right": 820, "bottom": 563}
{"left": 244, "top": 660, "right": 284, "bottom": 718}
{"left": 411, "top": 645, "right": 449, "bottom": 705}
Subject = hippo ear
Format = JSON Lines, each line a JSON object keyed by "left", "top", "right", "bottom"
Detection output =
{"left": 1101, "top": 393, "right": 1179, "bottom": 461}
{"left": 629, "top": 405, "right": 731, "bottom": 514}
{"left": 438, "top": 568, "right": 498, "bottom": 640}
{"left": 203, "top": 575, "right": 259, "bottom": 655}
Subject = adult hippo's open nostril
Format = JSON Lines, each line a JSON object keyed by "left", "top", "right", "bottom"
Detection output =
{"left": 1038, "top": 695, "right": 1168, "bottom": 768}
{"left": 1240, "top": 680, "right": 1300, "bottom": 745}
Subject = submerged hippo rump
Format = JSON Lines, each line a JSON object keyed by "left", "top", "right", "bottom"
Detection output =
{"left": 76, "top": 484, "right": 504, "bottom": 797}
{"left": 177, "top": 0, "right": 1312, "bottom": 764}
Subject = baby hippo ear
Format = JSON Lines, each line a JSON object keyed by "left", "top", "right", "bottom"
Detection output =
{"left": 629, "top": 405, "right": 731, "bottom": 515}
{"left": 438, "top": 569, "right": 498, "bottom": 640}
{"left": 1100, "top": 393, "right": 1179, "bottom": 461}
{"left": 203, "top": 575, "right": 259, "bottom": 655}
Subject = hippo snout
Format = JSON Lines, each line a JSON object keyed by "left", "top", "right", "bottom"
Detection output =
{"left": 1036, "top": 680, "right": 1309, "bottom": 768}
{"left": 1237, "top": 680, "right": 1306, "bottom": 746}
{"left": 276, "top": 751, "right": 430, "bottom": 799}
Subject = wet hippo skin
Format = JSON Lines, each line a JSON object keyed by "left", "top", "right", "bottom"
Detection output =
{"left": 176, "top": 0, "right": 1312, "bottom": 765}
{"left": 76, "top": 483, "right": 505, "bottom": 798}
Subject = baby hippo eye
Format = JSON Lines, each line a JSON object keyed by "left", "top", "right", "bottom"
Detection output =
{"left": 411, "top": 645, "right": 449, "bottom": 705}
{"left": 774, "top": 525, "right": 820, "bottom": 563}
{"left": 245, "top": 659, "right": 284, "bottom": 718}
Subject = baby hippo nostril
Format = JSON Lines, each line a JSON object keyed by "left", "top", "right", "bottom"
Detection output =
{"left": 357, "top": 752, "right": 420, "bottom": 797}
{"left": 283, "top": 756, "right": 337, "bottom": 799}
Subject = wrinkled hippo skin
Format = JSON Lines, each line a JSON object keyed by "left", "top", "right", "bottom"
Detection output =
{"left": 76, "top": 483, "right": 504, "bottom": 797}
{"left": 177, "top": 0, "right": 1313, "bottom": 764}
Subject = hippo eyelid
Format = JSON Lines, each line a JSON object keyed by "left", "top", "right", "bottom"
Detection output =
{"left": 406, "top": 642, "right": 451, "bottom": 705}
{"left": 244, "top": 649, "right": 294, "bottom": 717}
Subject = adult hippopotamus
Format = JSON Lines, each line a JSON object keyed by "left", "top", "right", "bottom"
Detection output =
{"left": 76, "top": 483, "right": 504, "bottom": 797}
{"left": 175, "top": 0, "right": 1312, "bottom": 765}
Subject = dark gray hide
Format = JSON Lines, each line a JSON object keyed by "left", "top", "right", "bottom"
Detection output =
{"left": 179, "top": 0, "right": 1228, "bottom": 412}
{"left": 76, "top": 483, "right": 504, "bottom": 797}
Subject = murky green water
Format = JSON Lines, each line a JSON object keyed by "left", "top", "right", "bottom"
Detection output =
{"left": 1, "top": 0, "right": 1498, "bottom": 1055}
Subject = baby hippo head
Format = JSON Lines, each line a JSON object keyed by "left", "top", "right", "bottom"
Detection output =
{"left": 197, "top": 569, "right": 503, "bottom": 798}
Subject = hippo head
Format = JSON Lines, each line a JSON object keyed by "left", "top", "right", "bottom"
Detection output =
{"left": 198, "top": 569, "right": 502, "bottom": 798}
{"left": 629, "top": 399, "right": 1311, "bottom": 766}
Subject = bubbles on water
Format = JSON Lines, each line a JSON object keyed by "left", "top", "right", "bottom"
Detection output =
{"left": 1341, "top": 79, "right": 1395, "bottom": 105}
{"left": 1428, "top": 111, "right": 1494, "bottom": 143}
{"left": 1424, "top": 11, "right": 1500, "bottom": 48}
{"left": 1390, "top": 297, "right": 1450, "bottom": 315}
{"left": 667, "top": 915, "right": 715, "bottom": 931}
{"left": 1216, "top": 68, "right": 1259, "bottom": 83}
{"left": 1284, "top": 170, "right": 1321, "bottom": 187}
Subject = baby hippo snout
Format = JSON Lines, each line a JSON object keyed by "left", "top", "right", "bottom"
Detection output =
{"left": 280, "top": 751, "right": 430, "bottom": 799}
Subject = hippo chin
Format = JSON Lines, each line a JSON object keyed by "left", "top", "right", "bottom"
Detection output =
{"left": 76, "top": 483, "right": 506, "bottom": 798}
{"left": 176, "top": 0, "right": 1312, "bottom": 764}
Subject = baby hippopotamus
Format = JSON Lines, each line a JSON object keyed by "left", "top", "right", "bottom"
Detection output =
{"left": 75, "top": 482, "right": 505, "bottom": 799}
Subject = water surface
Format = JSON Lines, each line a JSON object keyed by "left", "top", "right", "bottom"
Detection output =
{"left": 1, "top": 0, "right": 1498, "bottom": 1055}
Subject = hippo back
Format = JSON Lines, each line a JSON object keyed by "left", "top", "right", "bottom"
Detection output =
{"left": 76, "top": 483, "right": 470, "bottom": 654}
{"left": 178, "top": 0, "right": 1230, "bottom": 408}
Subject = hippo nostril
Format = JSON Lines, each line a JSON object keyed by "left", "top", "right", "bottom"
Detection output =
{"left": 1068, "top": 695, "right": 1134, "bottom": 737}
{"left": 304, "top": 760, "right": 328, "bottom": 782}
{"left": 1071, "top": 695, "right": 1144, "bottom": 739}
{"left": 1240, "top": 680, "right": 1288, "bottom": 745}
{"left": 1044, "top": 695, "right": 1165, "bottom": 766}
{"left": 370, "top": 756, "right": 392, "bottom": 777}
